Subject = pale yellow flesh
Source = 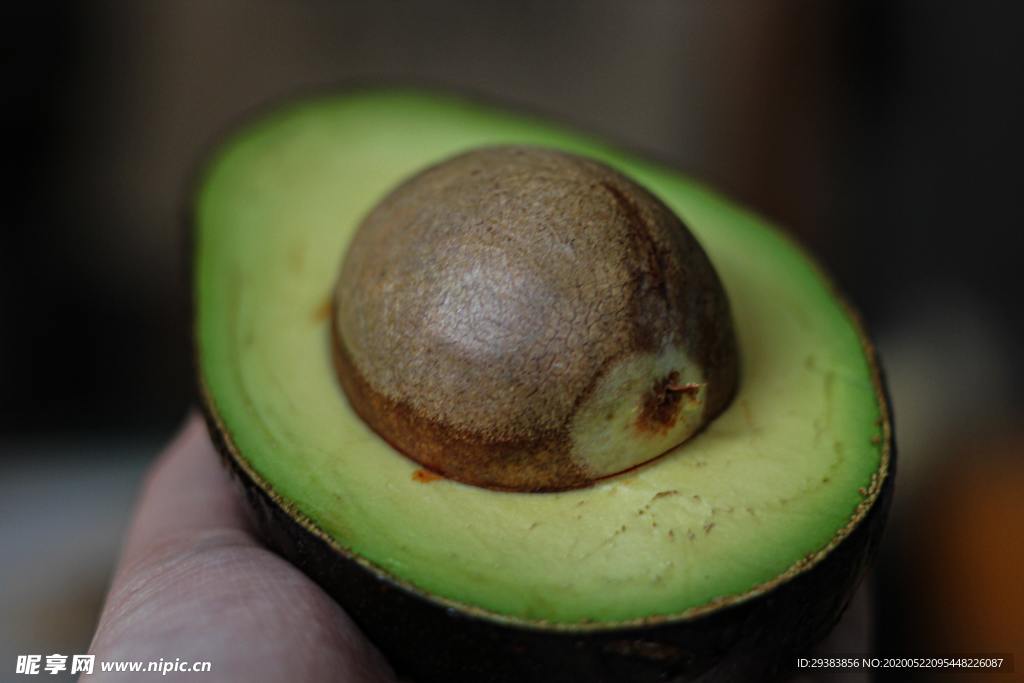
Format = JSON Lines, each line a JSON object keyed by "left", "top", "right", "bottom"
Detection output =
{"left": 196, "top": 91, "right": 885, "bottom": 624}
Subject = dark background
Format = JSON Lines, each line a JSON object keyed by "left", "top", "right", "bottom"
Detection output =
{"left": 2, "top": 2, "right": 1022, "bottom": 680}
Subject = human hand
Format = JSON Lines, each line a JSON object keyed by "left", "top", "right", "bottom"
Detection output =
{"left": 88, "top": 415, "right": 397, "bottom": 682}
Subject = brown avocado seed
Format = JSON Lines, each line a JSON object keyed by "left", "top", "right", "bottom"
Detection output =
{"left": 332, "top": 146, "right": 738, "bottom": 491}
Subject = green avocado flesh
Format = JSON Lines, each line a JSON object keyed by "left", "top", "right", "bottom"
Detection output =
{"left": 195, "top": 90, "right": 887, "bottom": 625}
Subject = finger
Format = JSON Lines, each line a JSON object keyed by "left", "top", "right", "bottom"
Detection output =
{"left": 89, "top": 412, "right": 397, "bottom": 683}
{"left": 114, "top": 413, "right": 253, "bottom": 574}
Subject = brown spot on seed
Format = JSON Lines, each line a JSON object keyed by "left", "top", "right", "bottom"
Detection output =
{"left": 635, "top": 371, "right": 700, "bottom": 435}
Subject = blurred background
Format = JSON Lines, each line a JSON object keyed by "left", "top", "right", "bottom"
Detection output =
{"left": 2, "top": 1, "right": 1022, "bottom": 680}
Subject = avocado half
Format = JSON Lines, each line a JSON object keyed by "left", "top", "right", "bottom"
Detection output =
{"left": 193, "top": 89, "right": 894, "bottom": 683}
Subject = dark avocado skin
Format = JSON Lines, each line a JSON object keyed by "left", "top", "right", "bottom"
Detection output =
{"left": 199, "top": 398, "right": 894, "bottom": 683}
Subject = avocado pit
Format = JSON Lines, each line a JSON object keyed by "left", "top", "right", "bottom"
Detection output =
{"left": 332, "top": 146, "right": 738, "bottom": 491}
